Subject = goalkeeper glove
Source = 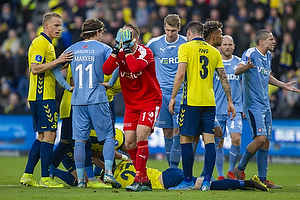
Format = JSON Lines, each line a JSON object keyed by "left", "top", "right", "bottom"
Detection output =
{"left": 112, "top": 28, "right": 123, "bottom": 55}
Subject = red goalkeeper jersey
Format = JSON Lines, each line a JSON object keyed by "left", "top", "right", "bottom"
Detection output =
{"left": 103, "top": 44, "right": 162, "bottom": 110}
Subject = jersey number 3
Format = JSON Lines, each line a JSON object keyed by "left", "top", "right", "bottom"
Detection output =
{"left": 199, "top": 55, "right": 208, "bottom": 79}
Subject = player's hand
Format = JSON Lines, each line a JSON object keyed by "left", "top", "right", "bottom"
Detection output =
{"left": 168, "top": 98, "right": 176, "bottom": 115}
{"left": 69, "top": 86, "right": 74, "bottom": 92}
{"left": 115, "top": 28, "right": 123, "bottom": 49}
{"left": 246, "top": 57, "right": 255, "bottom": 69}
{"left": 228, "top": 102, "right": 236, "bottom": 120}
{"left": 284, "top": 81, "right": 300, "bottom": 93}
{"left": 242, "top": 112, "right": 246, "bottom": 118}
{"left": 122, "top": 29, "right": 134, "bottom": 54}
{"left": 59, "top": 50, "right": 74, "bottom": 63}
{"left": 99, "top": 82, "right": 111, "bottom": 90}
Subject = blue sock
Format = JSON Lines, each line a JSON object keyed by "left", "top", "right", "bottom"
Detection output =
{"left": 51, "top": 142, "right": 72, "bottom": 168}
{"left": 203, "top": 143, "right": 216, "bottom": 182}
{"left": 103, "top": 138, "right": 115, "bottom": 172}
{"left": 54, "top": 168, "right": 78, "bottom": 186}
{"left": 257, "top": 149, "right": 269, "bottom": 181}
{"left": 40, "top": 141, "right": 54, "bottom": 177}
{"left": 192, "top": 142, "right": 198, "bottom": 155}
{"left": 62, "top": 147, "right": 76, "bottom": 173}
{"left": 210, "top": 179, "right": 241, "bottom": 190}
{"left": 94, "top": 165, "right": 102, "bottom": 176}
{"left": 74, "top": 141, "right": 86, "bottom": 181}
{"left": 228, "top": 144, "right": 240, "bottom": 172}
{"left": 216, "top": 148, "right": 224, "bottom": 177}
{"left": 181, "top": 143, "right": 194, "bottom": 182}
{"left": 170, "top": 135, "right": 181, "bottom": 168}
{"left": 214, "top": 137, "right": 221, "bottom": 149}
{"left": 84, "top": 140, "right": 95, "bottom": 178}
{"left": 237, "top": 148, "right": 255, "bottom": 171}
{"left": 164, "top": 137, "right": 173, "bottom": 166}
{"left": 24, "top": 139, "right": 41, "bottom": 174}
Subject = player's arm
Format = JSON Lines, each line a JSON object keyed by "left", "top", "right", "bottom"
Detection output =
{"left": 269, "top": 74, "right": 299, "bottom": 93}
{"left": 31, "top": 50, "right": 74, "bottom": 75}
{"left": 169, "top": 62, "right": 186, "bottom": 115}
{"left": 235, "top": 57, "right": 255, "bottom": 75}
{"left": 50, "top": 63, "right": 72, "bottom": 92}
{"left": 125, "top": 55, "right": 148, "bottom": 73}
{"left": 216, "top": 67, "right": 236, "bottom": 119}
{"left": 103, "top": 56, "right": 120, "bottom": 75}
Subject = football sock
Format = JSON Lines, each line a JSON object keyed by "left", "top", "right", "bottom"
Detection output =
{"left": 84, "top": 139, "right": 95, "bottom": 178}
{"left": 164, "top": 137, "right": 173, "bottom": 166}
{"left": 74, "top": 141, "right": 86, "bottom": 181}
{"left": 210, "top": 179, "right": 241, "bottom": 190}
{"left": 203, "top": 143, "right": 216, "bottom": 182}
{"left": 257, "top": 149, "right": 269, "bottom": 181}
{"left": 192, "top": 142, "right": 198, "bottom": 155}
{"left": 24, "top": 139, "right": 41, "bottom": 174}
{"left": 181, "top": 143, "right": 194, "bottom": 182}
{"left": 51, "top": 142, "right": 72, "bottom": 168}
{"left": 127, "top": 147, "right": 138, "bottom": 168}
{"left": 135, "top": 141, "right": 149, "bottom": 182}
{"left": 214, "top": 137, "right": 221, "bottom": 149}
{"left": 40, "top": 141, "right": 54, "bottom": 177}
{"left": 93, "top": 165, "right": 102, "bottom": 176}
{"left": 54, "top": 168, "right": 78, "bottom": 186}
{"left": 62, "top": 148, "right": 76, "bottom": 173}
{"left": 216, "top": 148, "right": 224, "bottom": 177}
{"left": 103, "top": 138, "right": 115, "bottom": 172}
{"left": 170, "top": 135, "right": 181, "bottom": 168}
{"left": 237, "top": 148, "right": 255, "bottom": 171}
{"left": 228, "top": 144, "right": 240, "bottom": 172}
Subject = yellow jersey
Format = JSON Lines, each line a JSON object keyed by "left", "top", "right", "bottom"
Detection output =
{"left": 28, "top": 33, "right": 57, "bottom": 101}
{"left": 178, "top": 38, "right": 224, "bottom": 106}
{"left": 104, "top": 75, "right": 121, "bottom": 102}
{"left": 114, "top": 161, "right": 164, "bottom": 189}
{"left": 91, "top": 128, "right": 124, "bottom": 152}
{"left": 59, "top": 65, "right": 72, "bottom": 119}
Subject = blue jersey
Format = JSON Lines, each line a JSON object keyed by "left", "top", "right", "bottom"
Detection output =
{"left": 67, "top": 40, "right": 112, "bottom": 105}
{"left": 146, "top": 35, "right": 187, "bottom": 95}
{"left": 214, "top": 55, "right": 242, "bottom": 114}
{"left": 240, "top": 47, "right": 272, "bottom": 110}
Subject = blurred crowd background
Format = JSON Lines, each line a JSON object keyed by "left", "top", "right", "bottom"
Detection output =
{"left": 0, "top": 0, "right": 300, "bottom": 119}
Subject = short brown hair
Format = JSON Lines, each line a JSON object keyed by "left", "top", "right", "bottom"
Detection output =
{"left": 164, "top": 14, "right": 181, "bottom": 28}
{"left": 124, "top": 24, "right": 140, "bottom": 38}
{"left": 80, "top": 18, "right": 105, "bottom": 40}
{"left": 255, "top": 29, "right": 271, "bottom": 46}
{"left": 42, "top": 12, "right": 62, "bottom": 27}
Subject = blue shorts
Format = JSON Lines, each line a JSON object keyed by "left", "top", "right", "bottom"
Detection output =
{"left": 156, "top": 94, "right": 181, "bottom": 129}
{"left": 61, "top": 116, "right": 73, "bottom": 141}
{"left": 29, "top": 99, "right": 58, "bottom": 132}
{"left": 162, "top": 168, "right": 197, "bottom": 189}
{"left": 216, "top": 112, "right": 243, "bottom": 138}
{"left": 244, "top": 109, "right": 272, "bottom": 140}
{"left": 214, "top": 116, "right": 220, "bottom": 128}
{"left": 179, "top": 105, "right": 215, "bottom": 136}
{"left": 72, "top": 103, "right": 114, "bottom": 141}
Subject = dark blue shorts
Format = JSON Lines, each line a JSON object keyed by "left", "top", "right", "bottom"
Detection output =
{"left": 29, "top": 99, "right": 58, "bottom": 132}
{"left": 61, "top": 117, "right": 73, "bottom": 141}
{"left": 162, "top": 168, "right": 197, "bottom": 189}
{"left": 179, "top": 105, "right": 215, "bottom": 136}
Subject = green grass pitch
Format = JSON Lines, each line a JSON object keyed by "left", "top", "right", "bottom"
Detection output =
{"left": 0, "top": 156, "right": 299, "bottom": 199}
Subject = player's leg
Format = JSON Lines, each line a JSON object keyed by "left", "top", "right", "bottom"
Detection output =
{"left": 90, "top": 103, "right": 120, "bottom": 188}
{"left": 50, "top": 117, "right": 73, "bottom": 178}
{"left": 72, "top": 105, "right": 90, "bottom": 187}
{"left": 227, "top": 113, "right": 242, "bottom": 179}
{"left": 20, "top": 102, "right": 43, "bottom": 186}
{"left": 163, "top": 128, "right": 173, "bottom": 166}
{"left": 200, "top": 106, "right": 216, "bottom": 191}
{"left": 234, "top": 109, "right": 266, "bottom": 180}
{"left": 216, "top": 138, "right": 225, "bottom": 179}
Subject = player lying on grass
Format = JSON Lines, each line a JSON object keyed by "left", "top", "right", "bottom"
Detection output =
{"left": 114, "top": 161, "right": 269, "bottom": 191}
{"left": 50, "top": 129, "right": 129, "bottom": 188}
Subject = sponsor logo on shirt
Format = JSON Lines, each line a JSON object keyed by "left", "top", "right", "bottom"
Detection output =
{"left": 159, "top": 57, "right": 178, "bottom": 64}
{"left": 257, "top": 66, "right": 271, "bottom": 75}
{"left": 120, "top": 71, "right": 142, "bottom": 79}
